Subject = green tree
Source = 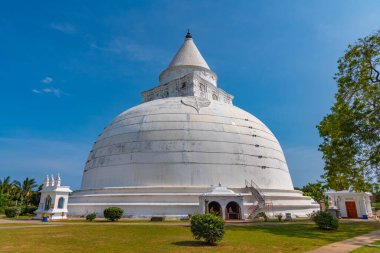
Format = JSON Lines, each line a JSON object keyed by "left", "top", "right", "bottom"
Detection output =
{"left": 21, "top": 177, "right": 38, "bottom": 206}
{"left": 301, "top": 182, "right": 327, "bottom": 210}
{"left": 317, "top": 30, "right": 380, "bottom": 192}
{"left": 0, "top": 176, "right": 41, "bottom": 213}
{"left": 0, "top": 177, "right": 21, "bottom": 210}
{"left": 0, "top": 176, "right": 12, "bottom": 194}
{"left": 9, "top": 180, "right": 22, "bottom": 203}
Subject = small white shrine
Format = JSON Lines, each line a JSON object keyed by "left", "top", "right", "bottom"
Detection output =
{"left": 35, "top": 174, "right": 72, "bottom": 220}
{"left": 325, "top": 191, "right": 373, "bottom": 219}
{"left": 199, "top": 185, "right": 244, "bottom": 220}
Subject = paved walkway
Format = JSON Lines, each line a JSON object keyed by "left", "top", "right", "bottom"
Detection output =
{"left": 0, "top": 225, "right": 63, "bottom": 229}
{"left": 307, "top": 230, "right": 380, "bottom": 253}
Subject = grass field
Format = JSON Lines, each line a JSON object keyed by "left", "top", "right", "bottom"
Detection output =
{"left": 0, "top": 221, "right": 379, "bottom": 252}
{"left": 352, "top": 240, "right": 380, "bottom": 253}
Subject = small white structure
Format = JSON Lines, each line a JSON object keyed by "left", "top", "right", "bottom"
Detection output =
{"left": 35, "top": 174, "right": 72, "bottom": 220}
{"left": 325, "top": 191, "right": 373, "bottom": 219}
{"left": 199, "top": 185, "right": 244, "bottom": 220}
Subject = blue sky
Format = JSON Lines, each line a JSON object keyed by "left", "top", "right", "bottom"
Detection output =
{"left": 1, "top": 0, "right": 379, "bottom": 189}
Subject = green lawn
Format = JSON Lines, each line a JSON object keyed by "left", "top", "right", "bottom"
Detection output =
{"left": 3, "top": 215, "right": 35, "bottom": 220}
{"left": 351, "top": 240, "right": 380, "bottom": 253}
{"left": 0, "top": 222, "right": 379, "bottom": 252}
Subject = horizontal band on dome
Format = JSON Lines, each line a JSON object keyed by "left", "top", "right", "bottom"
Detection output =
{"left": 102, "top": 121, "right": 278, "bottom": 143}
{"left": 84, "top": 160, "right": 290, "bottom": 173}
{"left": 92, "top": 137, "right": 284, "bottom": 155}
{"left": 114, "top": 111, "right": 268, "bottom": 130}
{"left": 108, "top": 116, "right": 270, "bottom": 133}
{"left": 86, "top": 150, "right": 286, "bottom": 165}
{"left": 93, "top": 136, "right": 284, "bottom": 152}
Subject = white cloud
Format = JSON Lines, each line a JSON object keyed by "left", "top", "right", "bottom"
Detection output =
{"left": 43, "top": 87, "right": 62, "bottom": 97}
{"left": 33, "top": 76, "right": 67, "bottom": 97}
{"left": 32, "top": 89, "right": 42, "bottom": 94}
{"left": 41, "top": 76, "right": 53, "bottom": 84}
{"left": 50, "top": 23, "right": 75, "bottom": 34}
{"left": 32, "top": 87, "right": 64, "bottom": 97}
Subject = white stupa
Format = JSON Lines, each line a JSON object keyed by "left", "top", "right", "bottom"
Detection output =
{"left": 68, "top": 32, "right": 319, "bottom": 219}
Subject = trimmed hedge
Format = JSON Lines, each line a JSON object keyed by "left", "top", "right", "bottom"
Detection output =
{"left": 5, "top": 207, "right": 21, "bottom": 218}
{"left": 258, "top": 212, "right": 268, "bottom": 222}
{"left": 312, "top": 211, "right": 339, "bottom": 230}
{"left": 86, "top": 213, "right": 97, "bottom": 221}
{"left": 190, "top": 214, "right": 225, "bottom": 245}
{"left": 21, "top": 205, "right": 37, "bottom": 216}
{"left": 103, "top": 207, "right": 123, "bottom": 221}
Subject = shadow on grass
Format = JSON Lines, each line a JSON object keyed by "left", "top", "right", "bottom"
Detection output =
{"left": 226, "top": 222, "right": 380, "bottom": 243}
{"left": 172, "top": 240, "right": 214, "bottom": 247}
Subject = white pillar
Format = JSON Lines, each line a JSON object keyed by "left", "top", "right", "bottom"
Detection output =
{"left": 50, "top": 175, "right": 55, "bottom": 187}
{"left": 43, "top": 175, "right": 50, "bottom": 187}
{"left": 55, "top": 174, "right": 61, "bottom": 187}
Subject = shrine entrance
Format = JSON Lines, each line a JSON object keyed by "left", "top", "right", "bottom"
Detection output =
{"left": 208, "top": 201, "right": 222, "bottom": 217}
{"left": 199, "top": 185, "right": 245, "bottom": 220}
{"left": 345, "top": 201, "right": 358, "bottom": 218}
{"left": 226, "top": 201, "right": 241, "bottom": 220}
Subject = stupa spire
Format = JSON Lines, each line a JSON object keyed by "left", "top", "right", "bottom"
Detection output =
{"left": 185, "top": 29, "right": 192, "bottom": 39}
{"left": 167, "top": 31, "right": 210, "bottom": 70}
{"left": 142, "top": 32, "right": 234, "bottom": 104}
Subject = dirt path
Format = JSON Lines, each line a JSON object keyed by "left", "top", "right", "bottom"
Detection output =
{"left": 0, "top": 225, "right": 63, "bottom": 229}
{"left": 307, "top": 230, "right": 380, "bottom": 253}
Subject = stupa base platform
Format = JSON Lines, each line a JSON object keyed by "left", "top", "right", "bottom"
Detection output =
{"left": 68, "top": 186, "right": 319, "bottom": 219}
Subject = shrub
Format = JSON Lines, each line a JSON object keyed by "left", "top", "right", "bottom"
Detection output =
{"left": 5, "top": 207, "right": 21, "bottom": 218}
{"left": 86, "top": 213, "right": 97, "bottom": 221}
{"left": 190, "top": 214, "right": 225, "bottom": 245}
{"left": 276, "top": 214, "right": 283, "bottom": 222}
{"left": 103, "top": 207, "right": 123, "bottom": 221}
{"left": 21, "top": 205, "right": 37, "bottom": 216}
{"left": 258, "top": 212, "right": 268, "bottom": 222}
{"left": 312, "top": 211, "right": 339, "bottom": 230}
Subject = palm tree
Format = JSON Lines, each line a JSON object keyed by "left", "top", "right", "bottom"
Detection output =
{"left": 9, "top": 180, "right": 21, "bottom": 204}
{"left": 22, "top": 178, "right": 38, "bottom": 206}
{"left": 0, "top": 176, "right": 12, "bottom": 194}
{"left": 0, "top": 177, "right": 10, "bottom": 207}
{"left": 0, "top": 177, "right": 39, "bottom": 207}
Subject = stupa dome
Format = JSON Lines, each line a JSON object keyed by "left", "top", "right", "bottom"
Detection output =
{"left": 69, "top": 32, "right": 319, "bottom": 219}
{"left": 81, "top": 97, "right": 293, "bottom": 190}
